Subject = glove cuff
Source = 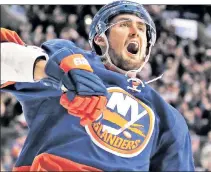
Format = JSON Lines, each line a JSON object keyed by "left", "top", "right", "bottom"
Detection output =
{"left": 60, "top": 54, "right": 93, "bottom": 73}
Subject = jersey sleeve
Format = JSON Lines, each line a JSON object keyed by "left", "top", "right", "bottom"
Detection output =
{"left": 1, "top": 28, "right": 48, "bottom": 88}
{"left": 1, "top": 39, "right": 92, "bottom": 101}
{"left": 40, "top": 39, "right": 86, "bottom": 58}
{"left": 1, "top": 28, "right": 24, "bottom": 88}
{"left": 145, "top": 87, "right": 195, "bottom": 171}
{"left": 150, "top": 106, "right": 195, "bottom": 171}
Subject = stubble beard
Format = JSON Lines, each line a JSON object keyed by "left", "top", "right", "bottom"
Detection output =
{"left": 108, "top": 47, "right": 144, "bottom": 71}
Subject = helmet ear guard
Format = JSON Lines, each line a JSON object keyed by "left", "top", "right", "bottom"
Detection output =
{"left": 93, "top": 40, "right": 103, "bottom": 55}
{"left": 93, "top": 34, "right": 106, "bottom": 55}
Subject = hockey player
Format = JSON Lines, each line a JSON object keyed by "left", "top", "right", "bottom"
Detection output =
{"left": 1, "top": 1, "right": 195, "bottom": 171}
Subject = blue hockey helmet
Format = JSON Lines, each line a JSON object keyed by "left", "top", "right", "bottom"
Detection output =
{"left": 88, "top": 0, "right": 156, "bottom": 55}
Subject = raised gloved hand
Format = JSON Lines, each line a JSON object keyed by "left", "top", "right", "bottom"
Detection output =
{"left": 41, "top": 53, "right": 108, "bottom": 126}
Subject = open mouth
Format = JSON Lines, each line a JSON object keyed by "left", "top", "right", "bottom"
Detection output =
{"left": 126, "top": 42, "right": 139, "bottom": 55}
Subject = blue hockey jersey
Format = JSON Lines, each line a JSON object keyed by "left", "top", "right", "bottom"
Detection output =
{"left": 2, "top": 39, "right": 195, "bottom": 171}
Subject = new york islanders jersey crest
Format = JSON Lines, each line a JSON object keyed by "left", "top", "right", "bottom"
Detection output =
{"left": 86, "top": 87, "right": 155, "bottom": 158}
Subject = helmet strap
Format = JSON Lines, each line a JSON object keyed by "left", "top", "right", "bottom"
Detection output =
{"left": 99, "top": 32, "right": 153, "bottom": 78}
{"left": 100, "top": 33, "right": 129, "bottom": 74}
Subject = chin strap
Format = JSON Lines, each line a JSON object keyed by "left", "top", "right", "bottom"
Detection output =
{"left": 99, "top": 33, "right": 127, "bottom": 74}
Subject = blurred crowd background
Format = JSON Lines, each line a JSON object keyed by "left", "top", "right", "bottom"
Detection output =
{"left": 1, "top": 4, "right": 211, "bottom": 171}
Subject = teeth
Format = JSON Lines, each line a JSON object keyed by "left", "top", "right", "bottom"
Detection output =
{"left": 130, "top": 41, "right": 139, "bottom": 46}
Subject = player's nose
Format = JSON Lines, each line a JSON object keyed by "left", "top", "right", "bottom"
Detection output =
{"left": 129, "top": 23, "right": 139, "bottom": 37}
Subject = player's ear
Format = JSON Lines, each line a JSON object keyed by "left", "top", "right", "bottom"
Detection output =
{"left": 94, "top": 35, "right": 106, "bottom": 47}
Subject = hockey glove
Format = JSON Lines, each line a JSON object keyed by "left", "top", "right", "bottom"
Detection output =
{"left": 41, "top": 53, "right": 108, "bottom": 126}
{"left": 42, "top": 54, "right": 107, "bottom": 96}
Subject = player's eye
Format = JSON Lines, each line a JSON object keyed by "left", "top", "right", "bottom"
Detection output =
{"left": 137, "top": 25, "right": 145, "bottom": 31}
{"left": 138, "top": 26, "right": 144, "bottom": 31}
{"left": 120, "top": 22, "right": 130, "bottom": 27}
{"left": 137, "top": 23, "right": 146, "bottom": 32}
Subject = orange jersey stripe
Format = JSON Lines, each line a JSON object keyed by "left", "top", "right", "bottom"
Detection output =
{"left": 1, "top": 28, "right": 25, "bottom": 45}
{"left": 1, "top": 81, "right": 16, "bottom": 88}
{"left": 13, "top": 153, "right": 102, "bottom": 171}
